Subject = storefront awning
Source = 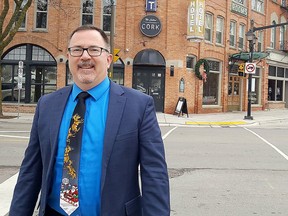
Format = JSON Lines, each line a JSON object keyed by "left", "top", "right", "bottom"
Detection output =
{"left": 230, "top": 52, "right": 269, "bottom": 61}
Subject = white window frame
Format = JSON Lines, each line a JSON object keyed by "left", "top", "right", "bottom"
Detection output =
{"left": 280, "top": 25, "right": 285, "bottom": 50}
{"left": 238, "top": 24, "right": 245, "bottom": 50}
{"left": 216, "top": 16, "right": 224, "bottom": 45}
{"left": 257, "top": 31, "right": 264, "bottom": 52}
{"left": 271, "top": 21, "right": 276, "bottom": 48}
{"left": 205, "top": 13, "right": 213, "bottom": 42}
{"left": 102, "top": 0, "right": 111, "bottom": 32}
{"left": 35, "top": 0, "right": 48, "bottom": 30}
{"left": 230, "top": 21, "right": 237, "bottom": 48}
{"left": 16, "top": 0, "right": 28, "bottom": 30}
{"left": 81, "top": 0, "right": 94, "bottom": 25}
{"left": 252, "top": 0, "right": 264, "bottom": 13}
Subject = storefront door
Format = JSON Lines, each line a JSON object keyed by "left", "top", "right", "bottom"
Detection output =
{"left": 132, "top": 67, "right": 165, "bottom": 112}
{"left": 228, "top": 76, "right": 241, "bottom": 111}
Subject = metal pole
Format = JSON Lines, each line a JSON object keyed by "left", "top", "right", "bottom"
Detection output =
{"left": 109, "top": 0, "right": 116, "bottom": 78}
{"left": 244, "top": 21, "right": 254, "bottom": 120}
{"left": 244, "top": 45, "right": 253, "bottom": 120}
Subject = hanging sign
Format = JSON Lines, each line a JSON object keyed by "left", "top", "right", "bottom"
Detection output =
{"left": 245, "top": 63, "right": 256, "bottom": 74}
{"left": 146, "top": 0, "right": 157, "bottom": 12}
{"left": 140, "top": 15, "right": 162, "bottom": 37}
{"left": 187, "top": 0, "right": 205, "bottom": 41}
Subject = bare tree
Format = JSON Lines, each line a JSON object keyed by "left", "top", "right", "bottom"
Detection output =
{"left": 0, "top": 0, "right": 33, "bottom": 117}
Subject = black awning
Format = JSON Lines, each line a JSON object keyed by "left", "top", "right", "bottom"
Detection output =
{"left": 230, "top": 52, "right": 269, "bottom": 61}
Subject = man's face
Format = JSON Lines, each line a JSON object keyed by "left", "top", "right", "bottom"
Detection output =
{"left": 67, "top": 30, "right": 112, "bottom": 91}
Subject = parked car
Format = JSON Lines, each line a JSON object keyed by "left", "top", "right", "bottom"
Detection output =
{"left": 1, "top": 83, "right": 25, "bottom": 101}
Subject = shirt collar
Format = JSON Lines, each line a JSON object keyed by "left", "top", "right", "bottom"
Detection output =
{"left": 71, "top": 77, "right": 110, "bottom": 102}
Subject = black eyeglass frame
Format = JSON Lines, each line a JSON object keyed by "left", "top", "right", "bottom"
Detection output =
{"left": 68, "top": 46, "right": 110, "bottom": 57}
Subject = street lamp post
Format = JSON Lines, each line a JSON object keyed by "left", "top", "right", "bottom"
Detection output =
{"left": 244, "top": 26, "right": 256, "bottom": 120}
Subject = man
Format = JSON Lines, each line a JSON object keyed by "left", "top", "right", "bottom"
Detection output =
{"left": 9, "top": 25, "right": 170, "bottom": 216}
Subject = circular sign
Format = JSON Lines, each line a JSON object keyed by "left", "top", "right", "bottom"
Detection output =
{"left": 245, "top": 63, "right": 256, "bottom": 73}
{"left": 140, "top": 15, "right": 162, "bottom": 37}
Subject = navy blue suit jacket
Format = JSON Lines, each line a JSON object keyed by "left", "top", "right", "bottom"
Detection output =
{"left": 9, "top": 81, "right": 170, "bottom": 216}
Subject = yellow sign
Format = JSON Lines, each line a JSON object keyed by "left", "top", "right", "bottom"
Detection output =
{"left": 238, "top": 63, "right": 245, "bottom": 72}
{"left": 113, "top": 49, "right": 120, "bottom": 62}
{"left": 187, "top": 0, "right": 205, "bottom": 41}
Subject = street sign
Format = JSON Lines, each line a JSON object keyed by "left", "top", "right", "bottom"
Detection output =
{"left": 238, "top": 63, "right": 245, "bottom": 72}
{"left": 113, "top": 48, "right": 120, "bottom": 62}
{"left": 245, "top": 62, "right": 256, "bottom": 74}
{"left": 18, "top": 68, "right": 23, "bottom": 89}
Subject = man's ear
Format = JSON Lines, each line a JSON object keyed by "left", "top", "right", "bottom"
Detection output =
{"left": 107, "top": 54, "right": 113, "bottom": 69}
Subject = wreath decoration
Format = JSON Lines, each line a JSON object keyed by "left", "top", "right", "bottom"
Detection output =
{"left": 194, "top": 59, "right": 210, "bottom": 81}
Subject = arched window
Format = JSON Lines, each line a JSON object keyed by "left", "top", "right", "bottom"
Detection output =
{"left": 1, "top": 44, "right": 57, "bottom": 103}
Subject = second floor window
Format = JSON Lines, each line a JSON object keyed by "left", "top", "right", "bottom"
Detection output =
{"left": 103, "top": 0, "right": 111, "bottom": 32}
{"left": 257, "top": 31, "right": 263, "bottom": 52}
{"left": 280, "top": 26, "right": 285, "bottom": 50}
{"left": 238, "top": 24, "right": 245, "bottom": 50}
{"left": 271, "top": 21, "right": 276, "bottom": 48}
{"left": 230, "top": 21, "right": 236, "bottom": 47}
{"left": 216, "top": 17, "right": 224, "bottom": 44}
{"left": 205, "top": 13, "right": 213, "bottom": 42}
{"left": 252, "top": 0, "right": 264, "bottom": 13}
{"left": 16, "top": 0, "right": 28, "bottom": 29}
{"left": 82, "top": 0, "right": 94, "bottom": 25}
{"left": 35, "top": 0, "right": 47, "bottom": 29}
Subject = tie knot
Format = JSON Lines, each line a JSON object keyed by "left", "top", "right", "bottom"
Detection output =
{"left": 77, "top": 92, "right": 90, "bottom": 101}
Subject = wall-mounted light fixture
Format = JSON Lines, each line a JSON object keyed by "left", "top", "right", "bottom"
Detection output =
{"left": 170, "top": 65, "right": 174, "bottom": 76}
{"left": 179, "top": 78, "right": 185, "bottom": 92}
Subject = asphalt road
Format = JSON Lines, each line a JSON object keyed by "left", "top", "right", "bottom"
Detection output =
{"left": 0, "top": 120, "right": 288, "bottom": 216}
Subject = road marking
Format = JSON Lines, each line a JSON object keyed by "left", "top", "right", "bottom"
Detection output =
{"left": 186, "top": 121, "right": 246, "bottom": 125}
{"left": 162, "top": 126, "right": 178, "bottom": 140}
{"left": 0, "top": 172, "right": 19, "bottom": 216}
{"left": 0, "top": 135, "right": 29, "bottom": 139}
{"left": 244, "top": 127, "right": 288, "bottom": 161}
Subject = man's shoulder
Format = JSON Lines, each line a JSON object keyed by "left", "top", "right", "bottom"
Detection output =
{"left": 111, "top": 81, "right": 150, "bottom": 100}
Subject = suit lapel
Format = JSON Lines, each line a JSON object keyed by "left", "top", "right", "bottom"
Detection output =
{"left": 101, "top": 81, "right": 126, "bottom": 193}
{"left": 49, "top": 86, "right": 72, "bottom": 149}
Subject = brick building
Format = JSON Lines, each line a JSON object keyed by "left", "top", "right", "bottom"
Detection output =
{"left": 1, "top": 0, "right": 288, "bottom": 114}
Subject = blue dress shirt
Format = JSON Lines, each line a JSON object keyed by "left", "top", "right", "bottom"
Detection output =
{"left": 47, "top": 77, "right": 110, "bottom": 216}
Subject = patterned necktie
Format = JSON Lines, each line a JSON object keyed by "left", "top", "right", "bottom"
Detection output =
{"left": 60, "top": 92, "right": 90, "bottom": 215}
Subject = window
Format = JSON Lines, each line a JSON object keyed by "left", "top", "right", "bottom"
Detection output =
{"left": 252, "top": 0, "right": 264, "bottom": 13}
{"left": 15, "top": 0, "right": 28, "bottom": 29}
{"left": 280, "top": 26, "right": 285, "bottom": 50}
{"left": 230, "top": 21, "right": 236, "bottom": 47}
{"left": 203, "top": 60, "right": 221, "bottom": 105}
{"left": 35, "top": 0, "right": 48, "bottom": 29}
{"left": 268, "top": 65, "right": 287, "bottom": 102}
{"left": 270, "top": 21, "right": 276, "bottom": 48}
{"left": 82, "top": 0, "right": 94, "bottom": 25}
{"left": 1, "top": 44, "right": 57, "bottom": 103}
{"left": 281, "top": 0, "right": 286, "bottom": 7}
{"left": 205, "top": 13, "right": 213, "bottom": 42}
{"left": 186, "top": 56, "right": 196, "bottom": 69}
{"left": 216, "top": 17, "right": 224, "bottom": 44}
{"left": 257, "top": 31, "right": 263, "bottom": 52}
{"left": 103, "top": 0, "right": 111, "bottom": 32}
{"left": 238, "top": 24, "right": 245, "bottom": 50}
{"left": 251, "top": 68, "right": 261, "bottom": 104}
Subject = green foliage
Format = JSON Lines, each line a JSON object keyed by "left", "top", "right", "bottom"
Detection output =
{"left": 194, "top": 58, "right": 210, "bottom": 80}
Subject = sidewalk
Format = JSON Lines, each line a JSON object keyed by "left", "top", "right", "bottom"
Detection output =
{"left": 157, "top": 109, "right": 288, "bottom": 127}
{"left": 2, "top": 109, "right": 288, "bottom": 126}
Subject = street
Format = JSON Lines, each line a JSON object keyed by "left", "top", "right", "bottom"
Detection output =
{"left": 0, "top": 118, "right": 288, "bottom": 215}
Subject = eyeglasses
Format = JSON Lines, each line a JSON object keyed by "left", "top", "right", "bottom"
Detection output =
{"left": 68, "top": 46, "right": 110, "bottom": 57}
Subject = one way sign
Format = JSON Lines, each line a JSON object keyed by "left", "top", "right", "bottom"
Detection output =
{"left": 245, "top": 62, "right": 256, "bottom": 74}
